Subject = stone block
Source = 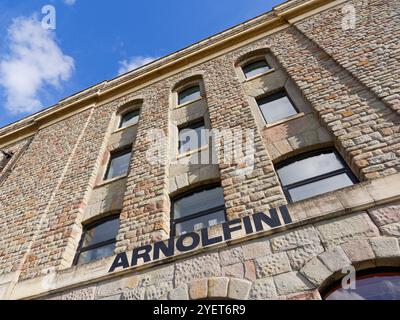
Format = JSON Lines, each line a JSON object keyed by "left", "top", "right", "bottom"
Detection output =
{"left": 368, "top": 203, "right": 400, "bottom": 226}
{"left": 222, "top": 263, "right": 244, "bottom": 279}
{"left": 369, "top": 237, "right": 400, "bottom": 258}
{"left": 381, "top": 223, "right": 400, "bottom": 237}
{"left": 219, "top": 247, "right": 244, "bottom": 266}
{"left": 168, "top": 285, "right": 189, "bottom": 300}
{"left": 318, "top": 247, "right": 352, "bottom": 273}
{"left": 273, "top": 272, "right": 314, "bottom": 296}
{"left": 249, "top": 277, "right": 277, "bottom": 300}
{"left": 270, "top": 226, "right": 321, "bottom": 252}
{"left": 208, "top": 277, "right": 229, "bottom": 298}
{"left": 189, "top": 279, "right": 208, "bottom": 300}
{"left": 228, "top": 278, "right": 252, "bottom": 300}
{"left": 316, "top": 212, "right": 379, "bottom": 248}
{"left": 255, "top": 252, "right": 291, "bottom": 278}
{"left": 341, "top": 239, "right": 375, "bottom": 264}
{"left": 300, "top": 257, "right": 332, "bottom": 287}
{"left": 242, "top": 238, "right": 271, "bottom": 260}
{"left": 287, "top": 243, "right": 325, "bottom": 270}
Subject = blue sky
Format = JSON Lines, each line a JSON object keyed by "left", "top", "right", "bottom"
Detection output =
{"left": 0, "top": 0, "right": 283, "bottom": 128}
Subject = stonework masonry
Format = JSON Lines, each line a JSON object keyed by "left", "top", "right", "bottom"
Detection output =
{"left": 0, "top": 0, "right": 399, "bottom": 300}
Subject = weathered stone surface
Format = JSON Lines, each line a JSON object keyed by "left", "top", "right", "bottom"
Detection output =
{"left": 242, "top": 239, "right": 271, "bottom": 260}
{"left": 208, "top": 277, "right": 229, "bottom": 298}
{"left": 189, "top": 278, "right": 208, "bottom": 300}
{"left": 145, "top": 283, "right": 172, "bottom": 300}
{"left": 121, "top": 287, "right": 146, "bottom": 300}
{"left": 341, "top": 239, "right": 375, "bottom": 264}
{"left": 316, "top": 213, "right": 380, "bottom": 248}
{"left": 255, "top": 252, "right": 291, "bottom": 278}
{"left": 273, "top": 272, "right": 314, "bottom": 296}
{"left": 96, "top": 278, "right": 124, "bottom": 298}
{"left": 369, "top": 237, "right": 400, "bottom": 258}
{"left": 270, "top": 226, "right": 320, "bottom": 252}
{"left": 381, "top": 222, "right": 400, "bottom": 237}
{"left": 61, "top": 286, "right": 96, "bottom": 300}
{"left": 228, "top": 278, "right": 251, "bottom": 300}
{"left": 249, "top": 278, "right": 277, "bottom": 300}
{"left": 300, "top": 257, "right": 332, "bottom": 287}
{"left": 285, "top": 290, "right": 321, "bottom": 300}
{"left": 219, "top": 247, "right": 244, "bottom": 266}
{"left": 222, "top": 263, "right": 244, "bottom": 279}
{"left": 318, "top": 247, "right": 352, "bottom": 273}
{"left": 368, "top": 203, "right": 400, "bottom": 226}
{"left": 168, "top": 285, "right": 189, "bottom": 300}
{"left": 286, "top": 243, "right": 324, "bottom": 270}
{"left": 174, "top": 253, "right": 221, "bottom": 286}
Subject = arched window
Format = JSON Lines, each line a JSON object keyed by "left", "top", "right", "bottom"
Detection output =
{"left": 242, "top": 59, "right": 270, "bottom": 79}
{"left": 119, "top": 109, "right": 140, "bottom": 129}
{"left": 323, "top": 268, "right": 400, "bottom": 300}
{"left": 276, "top": 149, "right": 357, "bottom": 203}
{"left": 171, "top": 184, "right": 226, "bottom": 236}
{"left": 74, "top": 215, "right": 120, "bottom": 265}
{"left": 178, "top": 85, "right": 201, "bottom": 105}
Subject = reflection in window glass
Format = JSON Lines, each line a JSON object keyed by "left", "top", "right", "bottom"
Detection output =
{"left": 257, "top": 91, "right": 298, "bottom": 124}
{"left": 276, "top": 150, "right": 356, "bottom": 203}
{"left": 178, "top": 86, "right": 201, "bottom": 105}
{"left": 325, "top": 272, "right": 400, "bottom": 300}
{"left": 172, "top": 186, "right": 226, "bottom": 236}
{"left": 242, "top": 60, "right": 270, "bottom": 79}
{"left": 105, "top": 148, "right": 132, "bottom": 180}
{"left": 120, "top": 110, "right": 139, "bottom": 128}
{"left": 179, "top": 121, "right": 207, "bottom": 154}
{"left": 75, "top": 216, "right": 120, "bottom": 265}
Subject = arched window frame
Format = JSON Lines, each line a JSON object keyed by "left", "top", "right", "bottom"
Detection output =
{"left": 114, "top": 101, "right": 142, "bottom": 132}
{"left": 275, "top": 148, "right": 358, "bottom": 203}
{"left": 172, "top": 77, "right": 205, "bottom": 109}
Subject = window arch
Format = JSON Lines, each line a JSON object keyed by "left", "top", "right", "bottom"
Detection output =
{"left": 235, "top": 49, "right": 275, "bottom": 81}
{"left": 172, "top": 75, "right": 205, "bottom": 108}
{"left": 115, "top": 99, "right": 142, "bottom": 130}
{"left": 323, "top": 267, "right": 400, "bottom": 300}
{"left": 171, "top": 183, "right": 226, "bottom": 236}
{"left": 275, "top": 148, "right": 358, "bottom": 203}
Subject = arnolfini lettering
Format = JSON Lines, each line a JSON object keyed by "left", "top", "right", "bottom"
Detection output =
{"left": 109, "top": 206, "right": 292, "bottom": 273}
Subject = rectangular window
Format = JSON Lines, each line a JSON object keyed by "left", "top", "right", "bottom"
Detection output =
{"left": 242, "top": 59, "right": 270, "bottom": 79}
{"left": 276, "top": 149, "right": 357, "bottom": 203}
{"left": 257, "top": 90, "right": 298, "bottom": 124}
{"left": 119, "top": 110, "right": 140, "bottom": 128}
{"left": 172, "top": 186, "right": 226, "bottom": 236}
{"left": 178, "top": 85, "right": 201, "bottom": 105}
{"left": 74, "top": 216, "right": 120, "bottom": 265}
{"left": 178, "top": 120, "right": 207, "bottom": 154}
{"left": 104, "top": 148, "right": 132, "bottom": 180}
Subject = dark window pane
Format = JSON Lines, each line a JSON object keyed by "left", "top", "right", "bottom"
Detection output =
{"left": 243, "top": 60, "right": 270, "bottom": 78}
{"left": 277, "top": 151, "right": 345, "bottom": 186}
{"left": 288, "top": 173, "right": 354, "bottom": 202}
{"left": 174, "top": 187, "right": 225, "bottom": 220}
{"left": 120, "top": 110, "right": 139, "bottom": 128}
{"left": 257, "top": 92, "right": 298, "bottom": 124}
{"left": 81, "top": 218, "right": 120, "bottom": 248}
{"left": 179, "top": 123, "right": 207, "bottom": 154}
{"left": 105, "top": 149, "right": 132, "bottom": 180}
{"left": 178, "top": 86, "right": 201, "bottom": 105}
{"left": 77, "top": 243, "right": 116, "bottom": 265}
{"left": 326, "top": 274, "right": 400, "bottom": 300}
{"left": 175, "top": 209, "right": 226, "bottom": 235}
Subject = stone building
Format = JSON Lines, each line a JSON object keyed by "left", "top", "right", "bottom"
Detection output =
{"left": 0, "top": 0, "right": 399, "bottom": 300}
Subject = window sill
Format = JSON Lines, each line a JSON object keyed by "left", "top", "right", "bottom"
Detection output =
{"left": 113, "top": 122, "right": 138, "bottom": 134}
{"left": 176, "top": 145, "right": 209, "bottom": 160}
{"left": 264, "top": 112, "right": 305, "bottom": 129}
{"left": 95, "top": 175, "right": 128, "bottom": 189}
{"left": 243, "top": 68, "right": 276, "bottom": 82}
{"left": 176, "top": 96, "right": 203, "bottom": 109}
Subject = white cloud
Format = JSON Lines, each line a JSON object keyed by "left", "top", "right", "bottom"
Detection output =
{"left": 0, "top": 16, "right": 74, "bottom": 114}
{"left": 63, "top": 0, "right": 76, "bottom": 5}
{"left": 118, "top": 56, "right": 158, "bottom": 75}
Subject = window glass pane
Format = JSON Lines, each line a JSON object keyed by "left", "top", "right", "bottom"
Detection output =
{"left": 175, "top": 210, "right": 226, "bottom": 236}
{"left": 178, "top": 86, "right": 201, "bottom": 105}
{"left": 277, "top": 151, "right": 345, "bottom": 186}
{"left": 174, "top": 187, "right": 225, "bottom": 219}
{"left": 120, "top": 110, "right": 139, "bottom": 128}
{"left": 243, "top": 60, "right": 270, "bottom": 78}
{"left": 179, "top": 123, "right": 207, "bottom": 154}
{"left": 82, "top": 218, "right": 120, "bottom": 248}
{"left": 288, "top": 173, "right": 354, "bottom": 202}
{"left": 105, "top": 149, "right": 132, "bottom": 180}
{"left": 258, "top": 92, "right": 298, "bottom": 124}
{"left": 326, "top": 274, "right": 400, "bottom": 300}
{"left": 77, "top": 243, "right": 116, "bottom": 265}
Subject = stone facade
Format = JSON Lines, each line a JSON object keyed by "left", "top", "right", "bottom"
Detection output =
{"left": 0, "top": 0, "right": 399, "bottom": 300}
